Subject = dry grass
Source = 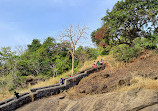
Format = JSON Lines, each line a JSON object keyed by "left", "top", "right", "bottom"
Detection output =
{"left": 1, "top": 50, "right": 157, "bottom": 101}
{"left": 0, "top": 70, "right": 73, "bottom": 101}
{"left": 24, "top": 54, "right": 124, "bottom": 91}
{"left": 22, "top": 70, "right": 73, "bottom": 90}
{"left": 0, "top": 90, "right": 13, "bottom": 101}
{"left": 79, "top": 55, "right": 122, "bottom": 72}
{"left": 31, "top": 74, "right": 70, "bottom": 89}
{"left": 117, "top": 76, "right": 158, "bottom": 92}
{"left": 0, "top": 55, "right": 115, "bottom": 101}
{"left": 26, "top": 54, "right": 119, "bottom": 90}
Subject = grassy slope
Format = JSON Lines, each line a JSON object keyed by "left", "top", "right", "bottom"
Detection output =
{"left": 0, "top": 54, "right": 119, "bottom": 101}
{"left": 1, "top": 50, "right": 157, "bottom": 101}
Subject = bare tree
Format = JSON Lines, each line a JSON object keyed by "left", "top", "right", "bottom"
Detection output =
{"left": 60, "top": 25, "right": 88, "bottom": 75}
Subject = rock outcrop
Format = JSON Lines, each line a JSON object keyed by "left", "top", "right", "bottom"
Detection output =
{"left": 16, "top": 89, "right": 158, "bottom": 111}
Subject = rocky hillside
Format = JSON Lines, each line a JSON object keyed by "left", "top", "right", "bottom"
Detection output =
{"left": 16, "top": 51, "right": 158, "bottom": 111}
{"left": 16, "top": 89, "right": 158, "bottom": 111}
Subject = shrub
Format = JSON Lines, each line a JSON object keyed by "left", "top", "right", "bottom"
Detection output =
{"left": 98, "top": 45, "right": 111, "bottom": 56}
{"left": 110, "top": 44, "right": 142, "bottom": 62}
{"left": 133, "top": 36, "right": 158, "bottom": 50}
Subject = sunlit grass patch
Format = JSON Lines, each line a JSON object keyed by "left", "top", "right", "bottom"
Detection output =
{"left": 0, "top": 90, "right": 13, "bottom": 101}
{"left": 0, "top": 70, "right": 73, "bottom": 101}
{"left": 117, "top": 76, "right": 158, "bottom": 92}
{"left": 79, "top": 54, "right": 121, "bottom": 71}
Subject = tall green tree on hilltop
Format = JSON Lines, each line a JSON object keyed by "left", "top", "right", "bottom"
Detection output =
{"left": 92, "top": 0, "right": 158, "bottom": 47}
{"left": 27, "top": 39, "right": 41, "bottom": 52}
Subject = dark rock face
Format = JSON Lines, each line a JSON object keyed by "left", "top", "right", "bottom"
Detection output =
{"left": 26, "top": 76, "right": 38, "bottom": 85}
{"left": 118, "top": 80, "right": 126, "bottom": 86}
{"left": 104, "top": 74, "right": 110, "bottom": 78}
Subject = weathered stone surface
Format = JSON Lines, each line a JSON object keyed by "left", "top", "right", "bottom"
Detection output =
{"left": 16, "top": 89, "right": 158, "bottom": 111}
{"left": 104, "top": 74, "right": 110, "bottom": 78}
{"left": 139, "top": 104, "right": 158, "bottom": 111}
{"left": 30, "top": 84, "right": 60, "bottom": 92}
{"left": 0, "top": 94, "right": 32, "bottom": 111}
{"left": 0, "top": 97, "right": 15, "bottom": 106}
{"left": 0, "top": 92, "right": 29, "bottom": 106}
{"left": 58, "top": 95, "right": 65, "bottom": 99}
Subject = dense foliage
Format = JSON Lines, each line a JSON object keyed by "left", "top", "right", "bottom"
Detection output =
{"left": 0, "top": 37, "right": 98, "bottom": 92}
{"left": 92, "top": 0, "right": 158, "bottom": 46}
{"left": 110, "top": 44, "right": 142, "bottom": 62}
{"left": 76, "top": 46, "right": 99, "bottom": 65}
{"left": 91, "top": 0, "right": 158, "bottom": 61}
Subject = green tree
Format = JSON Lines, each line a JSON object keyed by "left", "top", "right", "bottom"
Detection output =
{"left": 110, "top": 44, "right": 142, "bottom": 62}
{"left": 43, "top": 37, "right": 55, "bottom": 48}
{"left": 92, "top": 0, "right": 158, "bottom": 47}
{"left": 0, "top": 47, "right": 22, "bottom": 91}
{"left": 27, "top": 39, "right": 41, "bottom": 52}
{"left": 76, "top": 46, "right": 99, "bottom": 65}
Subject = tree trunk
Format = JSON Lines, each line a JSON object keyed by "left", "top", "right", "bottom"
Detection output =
{"left": 72, "top": 54, "right": 74, "bottom": 75}
{"left": 72, "top": 47, "right": 75, "bottom": 75}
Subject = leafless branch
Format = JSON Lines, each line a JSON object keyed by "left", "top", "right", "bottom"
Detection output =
{"left": 59, "top": 24, "right": 88, "bottom": 74}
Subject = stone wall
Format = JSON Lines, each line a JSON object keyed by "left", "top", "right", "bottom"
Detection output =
{"left": 0, "top": 92, "right": 29, "bottom": 106}
{"left": 30, "top": 84, "right": 60, "bottom": 92}
{"left": 0, "top": 64, "right": 105, "bottom": 111}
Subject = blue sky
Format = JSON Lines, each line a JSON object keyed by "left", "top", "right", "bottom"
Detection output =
{"left": 0, "top": 0, "right": 119, "bottom": 49}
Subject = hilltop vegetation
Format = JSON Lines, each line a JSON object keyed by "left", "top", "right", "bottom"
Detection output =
{"left": 0, "top": 37, "right": 98, "bottom": 99}
{"left": 91, "top": 0, "right": 158, "bottom": 62}
{"left": 0, "top": 0, "right": 158, "bottom": 102}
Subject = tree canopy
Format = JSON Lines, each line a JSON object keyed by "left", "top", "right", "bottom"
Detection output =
{"left": 0, "top": 35, "right": 98, "bottom": 92}
{"left": 92, "top": 0, "right": 158, "bottom": 47}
